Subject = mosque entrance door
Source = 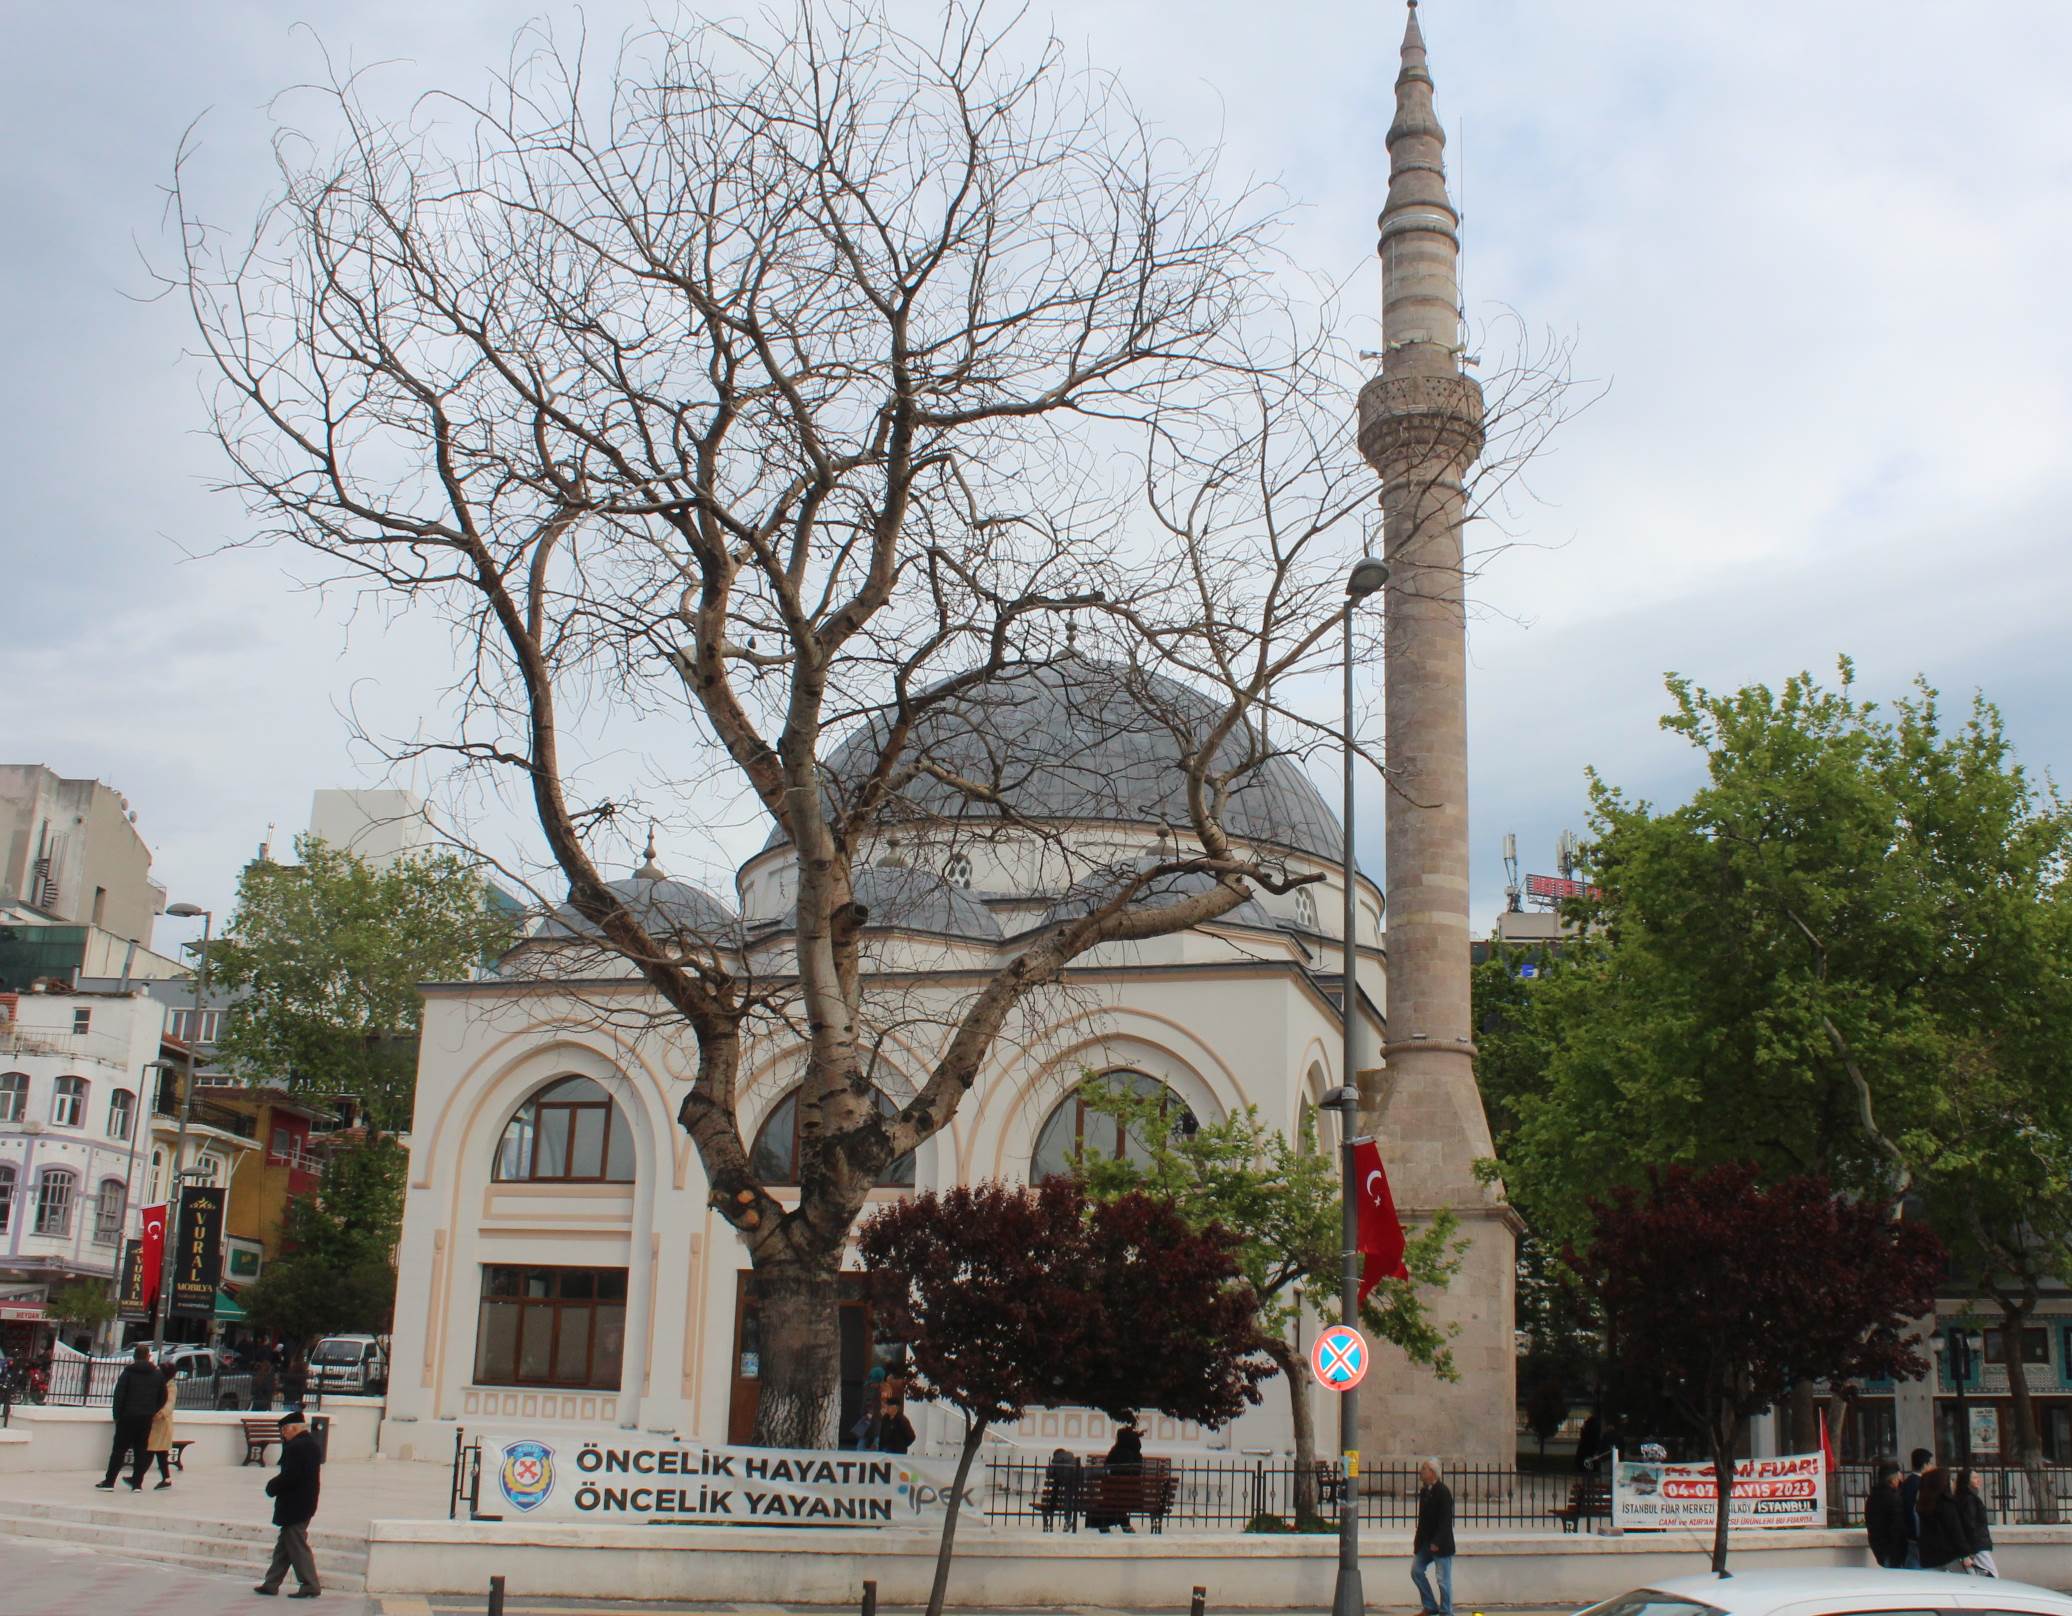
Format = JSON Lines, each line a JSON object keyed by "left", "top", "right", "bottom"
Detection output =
{"left": 727, "top": 1272, "right": 902, "bottom": 1446}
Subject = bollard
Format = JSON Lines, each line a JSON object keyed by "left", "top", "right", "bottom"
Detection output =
{"left": 1191, "top": 1584, "right": 1207, "bottom": 1616}
{"left": 488, "top": 1573, "right": 506, "bottom": 1616}
{"left": 861, "top": 1579, "right": 879, "bottom": 1616}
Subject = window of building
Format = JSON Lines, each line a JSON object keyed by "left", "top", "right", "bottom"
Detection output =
{"left": 34, "top": 1168, "right": 76, "bottom": 1237}
{"left": 0, "top": 1072, "right": 25, "bottom": 1123}
{"left": 1292, "top": 886, "right": 1319, "bottom": 932}
{"left": 72, "top": 1007, "right": 91, "bottom": 1034}
{"left": 474, "top": 1265, "right": 628, "bottom": 1388}
{"left": 942, "top": 853, "right": 973, "bottom": 890}
{"left": 51, "top": 1075, "right": 87, "bottom": 1128}
{"left": 492, "top": 1076, "right": 634, "bottom": 1184}
{"left": 0, "top": 1161, "right": 14, "bottom": 1235}
{"left": 93, "top": 1179, "right": 125, "bottom": 1245}
{"left": 2042, "top": 1404, "right": 2072, "bottom": 1465}
{"left": 751, "top": 1088, "right": 915, "bottom": 1188}
{"left": 107, "top": 1089, "right": 135, "bottom": 1142}
{"left": 1838, "top": 1400, "right": 1897, "bottom": 1464}
{"left": 1031, "top": 1070, "right": 1196, "bottom": 1182}
{"left": 1983, "top": 1326, "right": 2050, "bottom": 1366}
{"left": 190, "top": 1155, "right": 223, "bottom": 1186}
{"left": 149, "top": 1149, "right": 165, "bottom": 1203}
{"left": 167, "top": 1008, "right": 225, "bottom": 1044}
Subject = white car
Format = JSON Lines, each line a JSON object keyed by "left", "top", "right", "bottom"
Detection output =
{"left": 307, "top": 1334, "right": 388, "bottom": 1394}
{"left": 1584, "top": 1570, "right": 2072, "bottom": 1616}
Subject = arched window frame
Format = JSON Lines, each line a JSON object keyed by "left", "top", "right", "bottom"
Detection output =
{"left": 493, "top": 1075, "right": 635, "bottom": 1184}
{"left": 1292, "top": 885, "right": 1319, "bottom": 932}
{"left": 34, "top": 1167, "right": 77, "bottom": 1237}
{"left": 93, "top": 1178, "right": 126, "bottom": 1245}
{"left": 1031, "top": 1069, "right": 1197, "bottom": 1183}
{"left": 107, "top": 1088, "right": 136, "bottom": 1141}
{"left": 0, "top": 1072, "right": 26, "bottom": 1124}
{"left": 750, "top": 1087, "right": 916, "bottom": 1188}
{"left": 51, "top": 1075, "right": 87, "bottom": 1128}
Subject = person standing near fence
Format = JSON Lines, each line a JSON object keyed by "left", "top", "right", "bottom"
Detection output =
{"left": 1411, "top": 1458, "right": 1456, "bottom": 1616}
{"left": 146, "top": 1361, "right": 178, "bottom": 1489}
{"left": 252, "top": 1354, "right": 277, "bottom": 1412}
{"left": 1901, "top": 1447, "right": 1932, "bottom": 1568}
{"left": 96, "top": 1346, "right": 164, "bottom": 1492}
{"left": 1954, "top": 1468, "right": 1997, "bottom": 1577}
{"left": 254, "top": 1407, "right": 324, "bottom": 1599}
{"left": 1865, "top": 1459, "right": 1907, "bottom": 1567}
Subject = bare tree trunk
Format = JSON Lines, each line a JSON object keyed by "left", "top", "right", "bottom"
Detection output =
{"left": 1788, "top": 1380, "right": 1818, "bottom": 1456}
{"left": 926, "top": 1415, "right": 989, "bottom": 1616}
{"left": 1995, "top": 1292, "right": 2058, "bottom": 1525}
{"left": 750, "top": 1259, "right": 843, "bottom": 1449}
{"left": 1709, "top": 1415, "right": 1739, "bottom": 1576}
{"left": 1267, "top": 1337, "right": 1319, "bottom": 1523}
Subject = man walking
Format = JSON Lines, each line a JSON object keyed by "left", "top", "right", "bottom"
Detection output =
{"left": 1901, "top": 1448, "right": 1933, "bottom": 1570}
{"left": 1412, "top": 1458, "right": 1456, "bottom": 1616}
{"left": 96, "top": 1346, "right": 165, "bottom": 1492}
{"left": 254, "top": 1408, "right": 323, "bottom": 1599}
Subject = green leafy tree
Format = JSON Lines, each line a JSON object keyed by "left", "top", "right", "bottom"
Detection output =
{"left": 1069, "top": 1075, "right": 1459, "bottom": 1522}
{"left": 46, "top": 1278, "right": 118, "bottom": 1334}
{"left": 240, "top": 1137, "right": 408, "bottom": 1343}
{"left": 209, "top": 836, "right": 516, "bottom": 1129}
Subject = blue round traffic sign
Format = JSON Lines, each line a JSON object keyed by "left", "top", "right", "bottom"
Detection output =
{"left": 1311, "top": 1324, "right": 1370, "bottom": 1391}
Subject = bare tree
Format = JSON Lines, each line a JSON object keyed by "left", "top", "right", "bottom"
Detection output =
{"left": 169, "top": 1, "right": 1567, "bottom": 1445}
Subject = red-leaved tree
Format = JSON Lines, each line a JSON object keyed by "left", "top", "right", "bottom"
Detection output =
{"left": 1565, "top": 1163, "right": 1943, "bottom": 1572}
{"left": 860, "top": 1179, "right": 1269, "bottom": 1615}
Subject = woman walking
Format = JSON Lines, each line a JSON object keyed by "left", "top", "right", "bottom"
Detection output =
{"left": 1916, "top": 1468, "right": 1971, "bottom": 1571}
{"left": 146, "top": 1362, "right": 178, "bottom": 1489}
{"left": 1954, "top": 1468, "right": 1998, "bottom": 1577}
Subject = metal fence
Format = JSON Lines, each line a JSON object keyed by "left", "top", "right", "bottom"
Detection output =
{"left": 1834, "top": 1463, "right": 2072, "bottom": 1527}
{"left": 983, "top": 1456, "right": 1583, "bottom": 1532}
{"left": 28, "top": 1356, "right": 314, "bottom": 1413}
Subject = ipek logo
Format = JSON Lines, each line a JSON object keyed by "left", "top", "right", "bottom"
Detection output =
{"left": 500, "top": 1440, "right": 557, "bottom": 1513}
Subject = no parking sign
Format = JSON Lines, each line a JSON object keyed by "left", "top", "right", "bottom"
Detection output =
{"left": 1310, "top": 1324, "right": 1370, "bottom": 1391}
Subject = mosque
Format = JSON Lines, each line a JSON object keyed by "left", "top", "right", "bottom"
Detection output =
{"left": 380, "top": 4, "right": 1514, "bottom": 1468}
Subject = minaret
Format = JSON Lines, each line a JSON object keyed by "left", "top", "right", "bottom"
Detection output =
{"left": 1356, "top": 1, "right": 1518, "bottom": 1463}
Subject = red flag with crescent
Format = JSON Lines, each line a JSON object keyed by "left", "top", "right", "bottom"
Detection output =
{"left": 1352, "top": 1139, "right": 1408, "bottom": 1304}
{"left": 138, "top": 1203, "right": 168, "bottom": 1310}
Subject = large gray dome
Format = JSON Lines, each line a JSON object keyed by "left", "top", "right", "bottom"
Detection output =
{"left": 537, "top": 875, "right": 735, "bottom": 941}
{"left": 764, "top": 659, "right": 1342, "bottom": 861}
{"left": 758, "top": 864, "right": 1004, "bottom": 942}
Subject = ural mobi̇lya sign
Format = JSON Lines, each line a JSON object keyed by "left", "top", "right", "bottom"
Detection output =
{"left": 477, "top": 1432, "right": 987, "bottom": 1527}
{"left": 1612, "top": 1449, "right": 1825, "bottom": 1530}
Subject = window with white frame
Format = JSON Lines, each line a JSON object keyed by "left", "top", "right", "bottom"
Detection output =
{"left": 107, "top": 1088, "right": 136, "bottom": 1141}
{"left": 51, "top": 1075, "right": 87, "bottom": 1128}
{"left": 0, "top": 1072, "right": 25, "bottom": 1123}
{"left": 1292, "top": 885, "right": 1319, "bottom": 932}
{"left": 34, "top": 1168, "right": 76, "bottom": 1236}
{"left": 190, "top": 1155, "right": 223, "bottom": 1186}
{"left": 72, "top": 1007, "right": 91, "bottom": 1034}
{"left": 93, "top": 1178, "right": 125, "bottom": 1244}
{"left": 0, "top": 1161, "right": 14, "bottom": 1235}
{"left": 149, "top": 1148, "right": 165, "bottom": 1203}
{"left": 167, "top": 1008, "right": 226, "bottom": 1044}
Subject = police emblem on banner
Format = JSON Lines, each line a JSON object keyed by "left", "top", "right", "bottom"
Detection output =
{"left": 499, "top": 1440, "right": 556, "bottom": 1512}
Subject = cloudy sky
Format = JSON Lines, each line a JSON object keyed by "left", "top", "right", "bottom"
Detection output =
{"left": 5, "top": 1, "right": 2070, "bottom": 959}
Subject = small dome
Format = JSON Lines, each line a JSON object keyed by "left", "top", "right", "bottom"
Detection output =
{"left": 537, "top": 875, "right": 735, "bottom": 942}
{"left": 762, "top": 659, "right": 1342, "bottom": 862}
{"left": 759, "top": 864, "right": 1003, "bottom": 942}
{"left": 1037, "top": 859, "right": 1276, "bottom": 933}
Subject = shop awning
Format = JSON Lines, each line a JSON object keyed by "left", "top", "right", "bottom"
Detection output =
{"left": 212, "top": 1287, "right": 246, "bottom": 1321}
{"left": 0, "top": 1301, "right": 48, "bottom": 1322}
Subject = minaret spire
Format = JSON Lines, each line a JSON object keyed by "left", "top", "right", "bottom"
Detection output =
{"left": 1356, "top": 1, "right": 1515, "bottom": 1466}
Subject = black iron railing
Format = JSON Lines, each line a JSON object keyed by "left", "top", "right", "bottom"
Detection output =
{"left": 35, "top": 1357, "right": 314, "bottom": 1413}
{"left": 1834, "top": 1462, "right": 2072, "bottom": 1527}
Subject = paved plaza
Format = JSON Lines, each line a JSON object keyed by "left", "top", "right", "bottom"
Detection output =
{"left": 0, "top": 1454, "right": 454, "bottom": 1535}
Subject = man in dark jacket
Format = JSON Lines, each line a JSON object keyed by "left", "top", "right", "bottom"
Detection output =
{"left": 1412, "top": 1458, "right": 1456, "bottom": 1616}
{"left": 1865, "top": 1458, "right": 1907, "bottom": 1567}
{"left": 254, "top": 1408, "right": 323, "bottom": 1598}
{"left": 1900, "top": 1447, "right": 1932, "bottom": 1569}
{"left": 97, "top": 1346, "right": 165, "bottom": 1491}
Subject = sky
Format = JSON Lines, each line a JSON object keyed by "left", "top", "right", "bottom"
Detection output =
{"left": 5, "top": 0, "right": 2070, "bottom": 962}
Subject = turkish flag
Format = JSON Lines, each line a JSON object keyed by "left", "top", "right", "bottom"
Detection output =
{"left": 1352, "top": 1139, "right": 1408, "bottom": 1305}
{"left": 138, "top": 1203, "right": 168, "bottom": 1311}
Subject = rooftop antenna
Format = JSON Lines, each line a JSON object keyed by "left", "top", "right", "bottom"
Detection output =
{"left": 1556, "top": 830, "right": 1580, "bottom": 883}
{"left": 1502, "top": 832, "right": 1521, "bottom": 913}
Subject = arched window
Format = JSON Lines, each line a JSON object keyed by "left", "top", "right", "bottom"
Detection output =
{"left": 93, "top": 1179, "right": 126, "bottom": 1245}
{"left": 1031, "top": 1071, "right": 1197, "bottom": 1182}
{"left": 494, "top": 1076, "right": 635, "bottom": 1184}
{"left": 751, "top": 1088, "right": 915, "bottom": 1187}
{"left": 0, "top": 1161, "right": 14, "bottom": 1235}
{"left": 942, "top": 853, "right": 974, "bottom": 890}
{"left": 51, "top": 1075, "right": 87, "bottom": 1128}
{"left": 149, "top": 1148, "right": 165, "bottom": 1204}
{"left": 34, "top": 1168, "right": 76, "bottom": 1237}
{"left": 1292, "top": 886, "right": 1319, "bottom": 932}
{"left": 107, "top": 1088, "right": 136, "bottom": 1142}
{"left": 0, "top": 1072, "right": 25, "bottom": 1123}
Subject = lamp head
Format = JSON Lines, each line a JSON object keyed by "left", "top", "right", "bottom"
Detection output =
{"left": 165, "top": 902, "right": 208, "bottom": 919}
{"left": 1345, "top": 558, "right": 1390, "bottom": 604}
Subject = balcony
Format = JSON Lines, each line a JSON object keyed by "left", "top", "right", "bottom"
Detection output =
{"left": 0, "top": 1024, "right": 140, "bottom": 1068}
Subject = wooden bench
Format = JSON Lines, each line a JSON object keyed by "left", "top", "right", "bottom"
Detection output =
{"left": 166, "top": 1439, "right": 196, "bottom": 1472}
{"left": 1313, "top": 1460, "right": 1348, "bottom": 1509}
{"left": 240, "top": 1418, "right": 285, "bottom": 1466}
{"left": 1037, "top": 1463, "right": 1087, "bottom": 1532}
{"left": 1085, "top": 1459, "right": 1178, "bottom": 1534}
{"left": 1550, "top": 1475, "right": 1613, "bottom": 1532}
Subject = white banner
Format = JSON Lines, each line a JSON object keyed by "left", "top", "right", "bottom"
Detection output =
{"left": 477, "top": 1432, "right": 983, "bottom": 1528}
{"left": 1612, "top": 1449, "right": 1825, "bottom": 1531}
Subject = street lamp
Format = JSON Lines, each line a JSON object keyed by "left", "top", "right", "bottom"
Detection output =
{"left": 1329, "top": 555, "right": 1389, "bottom": 1616}
{"left": 150, "top": 903, "right": 213, "bottom": 1356}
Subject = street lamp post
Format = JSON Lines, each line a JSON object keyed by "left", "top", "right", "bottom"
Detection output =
{"left": 1330, "top": 556, "right": 1390, "bottom": 1616}
{"left": 150, "top": 904, "right": 213, "bottom": 1356}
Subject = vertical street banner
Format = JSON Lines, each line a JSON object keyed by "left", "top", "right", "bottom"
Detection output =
{"left": 116, "top": 1238, "right": 151, "bottom": 1320}
{"left": 136, "top": 1201, "right": 168, "bottom": 1314}
{"left": 170, "top": 1187, "right": 225, "bottom": 1318}
{"left": 1612, "top": 1450, "right": 1825, "bottom": 1530}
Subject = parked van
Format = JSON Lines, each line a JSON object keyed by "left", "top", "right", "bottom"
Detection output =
{"left": 307, "top": 1334, "right": 388, "bottom": 1395}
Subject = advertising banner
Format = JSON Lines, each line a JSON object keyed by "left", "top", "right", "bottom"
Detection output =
{"left": 1612, "top": 1450, "right": 1825, "bottom": 1530}
{"left": 116, "top": 1238, "right": 151, "bottom": 1320}
{"left": 170, "top": 1188, "right": 225, "bottom": 1318}
{"left": 475, "top": 1432, "right": 984, "bottom": 1528}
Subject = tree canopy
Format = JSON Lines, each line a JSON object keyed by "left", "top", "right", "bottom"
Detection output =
{"left": 239, "top": 1136, "right": 408, "bottom": 1343}
{"left": 208, "top": 836, "right": 515, "bottom": 1129}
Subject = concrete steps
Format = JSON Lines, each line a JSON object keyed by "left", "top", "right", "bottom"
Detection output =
{"left": 0, "top": 1497, "right": 369, "bottom": 1591}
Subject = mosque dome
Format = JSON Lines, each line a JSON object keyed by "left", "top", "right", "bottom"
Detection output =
{"left": 536, "top": 874, "right": 735, "bottom": 941}
{"left": 764, "top": 659, "right": 1342, "bottom": 862}
{"left": 759, "top": 863, "right": 1004, "bottom": 943}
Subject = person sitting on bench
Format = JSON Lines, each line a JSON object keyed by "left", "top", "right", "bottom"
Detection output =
{"left": 1086, "top": 1424, "right": 1144, "bottom": 1534}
